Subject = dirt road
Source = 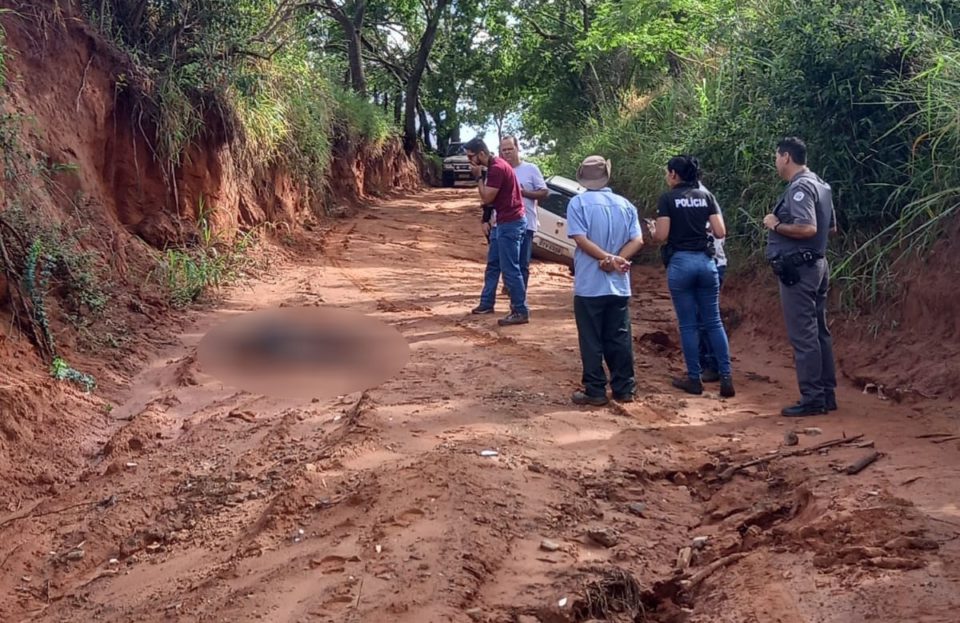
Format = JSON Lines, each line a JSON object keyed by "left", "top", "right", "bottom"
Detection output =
{"left": 2, "top": 188, "right": 960, "bottom": 622}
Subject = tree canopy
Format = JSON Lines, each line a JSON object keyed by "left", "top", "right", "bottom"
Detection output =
{"left": 82, "top": 0, "right": 960, "bottom": 304}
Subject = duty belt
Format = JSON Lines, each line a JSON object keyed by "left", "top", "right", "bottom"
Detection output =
{"left": 771, "top": 248, "right": 823, "bottom": 268}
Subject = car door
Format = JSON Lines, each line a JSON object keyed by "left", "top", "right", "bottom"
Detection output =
{"left": 533, "top": 187, "right": 576, "bottom": 263}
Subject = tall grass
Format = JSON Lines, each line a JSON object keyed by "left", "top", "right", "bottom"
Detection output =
{"left": 559, "top": 0, "right": 960, "bottom": 309}
{"left": 153, "top": 196, "right": 257, "bottom": 308}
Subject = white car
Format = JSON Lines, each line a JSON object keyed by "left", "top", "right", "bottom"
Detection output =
{"left": 531, "top": 175, "right": 585, "bottom": 267}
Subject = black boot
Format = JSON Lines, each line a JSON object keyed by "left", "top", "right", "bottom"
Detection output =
{"left": 720, "top": 375, "right": 736, "bottom": 398}
{"left": 781, "top": 402, "right": 828, "bottom": 417}
{"left": 672, "top": 377, "right": 703, "bottom": 395}
{"left": 572, "top": 391, "right": 609, "bottom": 406}
{"left": 825, "top": 392, "right": 838, "bottom": 411}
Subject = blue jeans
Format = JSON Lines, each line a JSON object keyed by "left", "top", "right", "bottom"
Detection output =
{"left": 520, "top": 229, "right": 534, "bottom": 288}
{"left": 479, "top": 227, "right": 501, "bottom": 309}
{"left": 667, "top": 251, "right": 732, "bottom": 379}
{"left": 699, "top": 264, "right": 726, "bottom": 372}
{"left": 496, "top": 219, "right": 528, "bottom": 315}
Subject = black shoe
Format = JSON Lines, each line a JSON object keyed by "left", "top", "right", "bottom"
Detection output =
{"left": 572, "top": 391, "right": 609, "bottom": 406}
{"left": 498, "top": 312, "right": 529, "bottom": 326}
{"left": 613, "top": 393, "right": 635, "bottom": 403}
{"left": 720, "top": 375, "right": 736, "bottom": 398}
{"left": 825, "top": 394, "right": 838, "bottom": 411}
{"left": 701, "top": 369, "right": 720, "bottom": 383}
{"left": 471, "top": 305, "right": 494, "bottom": 315}
{"left": 781, "top": 402, "right": 828, "bottom": 417}
{"left": 672, "top": 377, "right": 703, "bottom": 395}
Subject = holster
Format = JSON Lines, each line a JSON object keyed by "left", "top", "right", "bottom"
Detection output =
{"left": 769, "top": 257, "right": 801, "bottom": 286}
{"left": 660, "top": 244, "right": 675, "bottom": 268}
{"left": 769, "top": 248, "right": 822, "bottom": 286}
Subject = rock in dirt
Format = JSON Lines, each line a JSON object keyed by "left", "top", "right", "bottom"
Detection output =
{"left": 692, "top": 536, "right": 709, "bottom": 550}
{"left": 803, "top": 427, "right": 823, "bottom": 436}
{"left": 626, "top": 502, "right": 647, "bottom": 517}
{"left": 884, "top": 536, "right": 939, "bottom": 551}
{"left": 587, "top": 528, "right": 620, "bottom": 548}
{"left": 540, "top": 539, "right": 561, "bottom": 552}
{"left": 839, "top": 545, "right": 886, "bottom": 562}
{"left": 65, "top": 549, "right": 85, "bottom": 561}
{"left": 227, "top": 410, "right": 257, "bottom": 423}
{"left": 784, "top": 431, "right": 799, "bottom": 446}
{"left": 676, "top": 546, "right": 693, "bottom": 571}
{"left": 864, "top": 556, "right": 924, "bottom": 570}
{"left": 812, "top": 554, "right": 835, "bottom": 569}
{"left": 465, "top": 607, "right": 484, "bottom": 621}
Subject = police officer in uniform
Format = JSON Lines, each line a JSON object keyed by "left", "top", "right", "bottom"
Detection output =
{"left": 764, "top": 137, "right": 838, "bottom": 417}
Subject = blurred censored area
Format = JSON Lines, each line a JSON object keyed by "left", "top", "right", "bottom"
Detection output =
{"left": 196, "top": 307, "right": 410, "bottom": 399}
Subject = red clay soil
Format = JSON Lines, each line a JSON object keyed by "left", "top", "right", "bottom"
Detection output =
{"left": 718, "top": 216, "right": 960, "bottom": 405}
{"left": 1, "top": 187, "right": 959, "bottom": 623}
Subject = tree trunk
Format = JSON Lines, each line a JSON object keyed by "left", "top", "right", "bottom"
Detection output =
{"left": 326, "top": 0, "right": 367, "bottom": 95}
{"left": 346, "top": 24, "right": 367, "bottom": 95}
{"left": 403, "top": 0, "right": 451, "bottom": 153}
{"left": 418, "top": 104, "right": 433, "bottom": 151}
{"left": 394, "top": 92, "right": 403, "bottom": 126}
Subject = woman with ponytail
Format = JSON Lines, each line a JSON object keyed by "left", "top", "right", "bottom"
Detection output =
{"left": 652, "top": 155, "right": 735, "bottom": 398}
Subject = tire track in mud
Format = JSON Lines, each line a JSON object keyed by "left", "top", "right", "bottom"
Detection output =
{"left": 4, "top": 189, "right": 960, "bottom": 623}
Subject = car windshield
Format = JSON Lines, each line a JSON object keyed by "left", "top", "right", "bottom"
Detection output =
{"left": 445, "top": 143, "right": 465, "bottom": 157}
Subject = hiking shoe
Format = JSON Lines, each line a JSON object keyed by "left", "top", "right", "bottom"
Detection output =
{"left": 497, "top": 312, "right": 529, "bottom": 326}
{"left": 672, "top": 377, "right": 703, "bottom": 395}
{"left": 471, "top": 305, "right": 495, "bottom": 315}
{"left": 720, "top": 375, "right": 736, "bottom": 398}
{"left": 781, "top": 402, "right": 828, "bottom": 417}
{"left": 701, "top": 369, "right": 720, "bottom": 383}
{"left": 613, "top": 393, "right": 636, "bottom": 403}
{"left": 572, "top": 391, "right": 609, "bottom": 406}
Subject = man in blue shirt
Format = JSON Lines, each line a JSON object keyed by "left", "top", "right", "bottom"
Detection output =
{"left": 566, "top": 156, "right": 645, "bottom": 406}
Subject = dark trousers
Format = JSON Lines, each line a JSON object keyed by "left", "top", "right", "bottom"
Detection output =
{"left": 574, "top": 295, "right": 636, "bottom": 398}
{"left": 779, "top": 258, "right": 837, "bottom": 405}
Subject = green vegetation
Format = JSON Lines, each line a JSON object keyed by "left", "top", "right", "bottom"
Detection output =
{"left": 153, "top": 197, "right": 257, "bottom": 308}
{"left": 81, "top": 1, "right": 395, "bottom": 181}
{"left": 453, "top": 0, "right": 960, "bottom": 308}
{"left": 1, "top": 0, "right": 955, "bottom": 375}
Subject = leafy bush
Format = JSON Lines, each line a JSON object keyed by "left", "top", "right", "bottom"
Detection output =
{"left": 559, "top": 0, "right": 960, "bottom": 307}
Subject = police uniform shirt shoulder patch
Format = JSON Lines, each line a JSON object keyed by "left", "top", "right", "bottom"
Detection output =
{"left": 793, "top": 191, "right": 805, "bottom": 202}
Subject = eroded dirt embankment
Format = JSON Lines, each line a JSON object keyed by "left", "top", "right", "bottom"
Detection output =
{"left": 0, "top": 1, "right": 420, "bottom": 498}
{"left": 1, "top": 187, "right": 958, "bottom": 623}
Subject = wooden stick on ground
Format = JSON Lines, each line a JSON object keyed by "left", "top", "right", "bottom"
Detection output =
{"left": 682, "top": 552, "right": 751, "bottom": 592}
{"left": 717, "top": 434, "right": 865, "bottom": 482}
{"left": 845, "top": 451, "right": 882, "bottom": 475}
{"left": 0, "top": 500, "right": 97, "bottom": 530}
{"left": 932, "top": 435, "right": 960, "bottom": 445}
{"left": 0, "top": 543, "right": 22, "bottom": 571}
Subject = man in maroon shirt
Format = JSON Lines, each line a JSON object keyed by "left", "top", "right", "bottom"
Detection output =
{"left": 465, "top": 137, "right": 529, "bottom": 326}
